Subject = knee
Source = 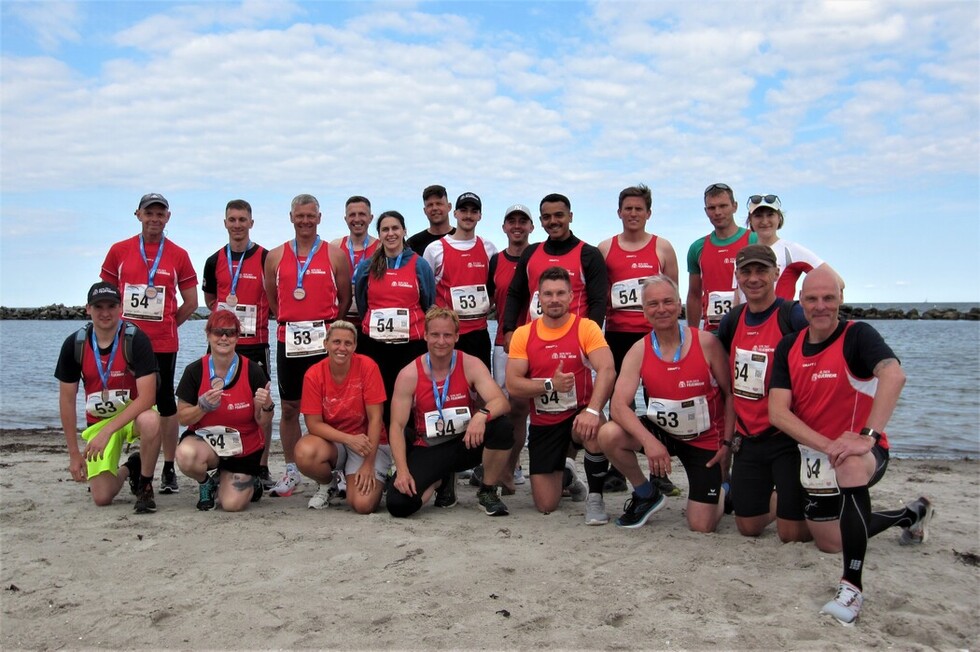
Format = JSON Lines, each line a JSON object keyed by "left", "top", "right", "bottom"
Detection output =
{"left": 281, "top": 401, "right": 299, "bottom": 421}
{"left": 91, "top": 492, "right": 115, "bottom": 507}
{"left": 815, "top": 540, "right": 842, "bottom": 554}
{"left": 385, "top": 490, "right": 421, "bottom": 518}
{"left": 735, "top": 519, "right": 766, "bottom": 537}
{"left": 221, "top": 496, "right": 249, "bottom": 513}
{"left": 174, "top": 442, "right": 197, "bottom": 472}
{"left": 688, "top": 517, "right": 720, "bottom": 534}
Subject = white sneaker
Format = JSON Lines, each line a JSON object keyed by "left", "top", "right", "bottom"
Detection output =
{"left": 585, "top": 492, "right": 609, "bottom": 525}
{"left": 899, "top": 496, "right": 934, "bottom": 545}
{"left": 563, "top": 459, "right": 587, "bottom": 502}
{"left": 513, "top": 466, "right": 526, "bottom": 485}
{"left": 269, "top": 470, "right": 304, "bottom": 497}
{"left": 307, "top": 483, "right": 332, "bottom": 509}
{"left": 820, "top": 580, "right": 863, "bottom": 626}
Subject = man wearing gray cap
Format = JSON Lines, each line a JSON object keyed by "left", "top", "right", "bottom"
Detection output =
{"left": 100, "top": 193, "right": 199, "bottom": 495}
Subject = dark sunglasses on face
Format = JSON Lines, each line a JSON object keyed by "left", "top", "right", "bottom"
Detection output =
{"left": 210, "top": 328, "right": 239, "bottom": 338}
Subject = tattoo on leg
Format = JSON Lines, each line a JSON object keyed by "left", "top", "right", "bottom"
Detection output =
{"left": 231, "top": 474, "right": 253, "bottom": 491}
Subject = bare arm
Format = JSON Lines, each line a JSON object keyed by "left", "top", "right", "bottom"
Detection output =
{"left": 330, "top": 244, "right": 352, "bottom": 319}
{"left": 769, "top": 388, "right": 833, "bottom": 452}
{"left": 264, "top": 246, "right": 283, "bottom": 317}
{"left": 175, "top": 286, "right": 199, "bottom": 326}
{"left": 609, "top": 341, "right": 672, "bottom": 473}
{"left": 685, "top": 273, "right": 703, "bottom": 329}
{"left": 388, "top": 364, "right": 419, "bottom": 496}
{"left": 59, "top": 381, "right": 85, "bottom": 481}
{"left": 657, "top": 237, "right": 679, "bottom": 286}
{"left": 702, "top": 332, "right": 735, "bottom": 469}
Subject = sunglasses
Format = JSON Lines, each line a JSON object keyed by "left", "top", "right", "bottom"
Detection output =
{"left": 748, "top": 194, "right": 780, "bottom": 206}
{"left": 704, "top": 183, "right": 732, "bottom": 195}
{"left": 210, "top": 328, "right": 239, "bottom": 338}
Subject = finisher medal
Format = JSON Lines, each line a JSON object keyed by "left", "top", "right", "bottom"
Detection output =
{"left": 210, "top": 377, "right": 225, "bottom": 390}
{"left": 293, "top": 287, "right": 306, "bottom": 301}
{"left": 144, "top": 286, "right": 158, "bottom": 299}
{"left": 226, "top": 294, "right": 238, "bottom": 307}
{"left": 101, "top": 389, "right": 109, "bottom": 403}
{"left": 435, "top": 419, "right": 445, "bottom": 433}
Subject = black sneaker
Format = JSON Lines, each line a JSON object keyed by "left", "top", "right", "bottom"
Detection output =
{"left": 160, "top": 466, "right": 180, "bottom": 494}
{"left": 258, "top": 466, "right": 276, "bottom": 490}
{"left": 134, "top": 483, "right": 157, "bottom": 514}
{"left": 251, "top": 476, "right": 263, "bottom": 503}
{"left": 434, "top": 472, "right": 457, "bottom": 508}
{"left": 196, "top": 474, "right": 218, "bottom": 511}
{"left": 477, "top": 487, "right": 509, "bottom": 516}
{"left": 123, "top": 452, "right": 142, "bottom": 496}
{"left": 468, "top": 464, "right": 484, "bottom": 487}
{"left": 651, "top": 474, "right": 681, "bottom": 497}
{"left": 615, "top": 489, "right": 665, "bottom": 528}
{"left": 603, "top": 467, "right": 628, "bottom": 493}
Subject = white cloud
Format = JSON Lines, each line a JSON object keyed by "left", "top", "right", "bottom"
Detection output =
{"left": 5, "top": 0, "right": 81, "bottom": 51}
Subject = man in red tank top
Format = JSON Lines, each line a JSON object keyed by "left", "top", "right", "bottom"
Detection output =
{"left": 769, "top": 268, "right": 933, "bottom": 625}
{"left": 330, "top": 195, "right": 378, "bottom": 332}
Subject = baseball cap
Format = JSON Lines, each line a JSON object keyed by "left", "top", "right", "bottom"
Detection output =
{"left": 735, "top": 244, "right": 778, "bottom": 270}
{"left": 455, "top": 192, "right": 481, "bottom": 210}
{"left": 138, "top": 193, "right": 169, "bottom": 210}
{"left": 87, "top": 281, "right": 122, "bottom": 305}
{"left": 503, "top": 204, "right": 532, "bottom": 220}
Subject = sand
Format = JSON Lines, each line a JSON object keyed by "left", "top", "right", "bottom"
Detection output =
{"left": 1, "top": 429, "right": 977, "bottom": 650}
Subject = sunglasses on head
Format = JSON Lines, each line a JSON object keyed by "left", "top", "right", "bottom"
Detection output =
{"left": 210, "top": 328, "right": 239, "bottom": 337}
{"left": 704, "top": 183, "right": 732, "bottom": 195}
{"left": 748, "top": 194, "right": 780, "bottom": 206}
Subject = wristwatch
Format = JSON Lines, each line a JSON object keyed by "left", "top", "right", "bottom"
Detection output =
{"left": 860, "top": 427, "right": 881, "bottom": 443}
{"left": 543, "top": 379, "right": 555, "bottom": 392}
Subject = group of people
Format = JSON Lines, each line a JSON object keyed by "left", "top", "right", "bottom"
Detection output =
{"left": 55, "top": 183, "right": 934, "bottom": 626}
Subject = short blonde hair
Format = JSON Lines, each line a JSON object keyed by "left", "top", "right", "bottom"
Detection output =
{"left": 327, "top": 320, "right": 358, "bottom": 341}
{"left": 424, "top": 306, "right": 460, "bottom": 333}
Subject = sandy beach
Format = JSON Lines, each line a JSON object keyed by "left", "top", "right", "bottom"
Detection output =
{"left": 1, "top": 428, "right": 977, "bottom": 650}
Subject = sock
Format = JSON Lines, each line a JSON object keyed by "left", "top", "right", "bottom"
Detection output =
{"left": 634, "top": 480, "right": 654, "bottom": 499}
{"left": 163, "top": 460, "right": 174, "bottom": 473}
{"left": 869, "top": 505, "right": 917, "bottom": 536}
{"left": 479, "top": 483, "right": 495, "bottom": 493}
{"left": 583, "top": 451, "right": 608, "bottom": 494}
{"left": 139, "top": 474, "right": 153, "bottom": 490}
{"left": 201, "top": 468, "right": 217, "bottom": 484}
{"left": 839, "top": 485, "right": 872, "bottom": 591}
{"left": 286, "top": 462, "right": 298, "bottom": 475}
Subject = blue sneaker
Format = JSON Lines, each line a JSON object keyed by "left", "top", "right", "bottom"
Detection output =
{"left": 196, "top": 472, "right": 218, "bottom": 511}
{"left": 615, "top": 490, "right": 665, "bottom": 528}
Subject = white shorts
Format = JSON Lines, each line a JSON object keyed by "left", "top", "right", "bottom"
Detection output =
{"left": 341, "top": 443, "right": 393, "bottom": 482}
{"left": 493, "top": 345, "right": 509, "bottom": 393}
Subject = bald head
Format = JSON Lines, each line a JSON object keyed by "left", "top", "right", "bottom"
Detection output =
{"left": 801, "top": 267, "right": 843, "bottom": 302}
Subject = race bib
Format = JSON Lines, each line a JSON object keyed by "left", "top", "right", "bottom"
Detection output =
{"left": 528, "top": 291, "right": 544, "bottom": 321}
{"left": 423, "top": 407, "right": 471, "bottom": 440}
{"left": 196, "top": 426, "right": 244, "bottom": 458}
{"left": 370, "top": 308, "right": 410, "bottom": 343}
{"left": 85, "top": 389, "right": 131, "bottom": 420}
{"left": 799, "top": 445, "right": 839, "bottom": 495}
{"left": 611, "top": 277, "right": 645, "bottom": 311}
{"left": 733, "top": 348, "right": 768, "bottom": 400}
{"left": 122, "top": 284, "right": 165, "bottom": 321}
{"left": 533, "top": 378, "right": 577, "bottom": 413}
{"left": 450, "top": 285, "right": 490, "bottom": 319}
{"left": 218, "top": 301, "right": 257, "bottom": 338}
{"left": 706, "top": 290, "right": 734, "bottom": 323}
{"left": 285, "top": 320, "right": 327, "bottom": 357}
{"left": 646, "top": 396, "right": 711, "bottom": 439}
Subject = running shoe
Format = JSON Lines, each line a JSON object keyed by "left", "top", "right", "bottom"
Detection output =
{"left": 160, "top": 466, "right": 180, "bottom": 494}
{"left": 196, "top": 473, "right": 218, "bottom": 511}
{"left": 335, "top": 473, "right": 347, "bottom": 500}
{"left": 820, "top": 580, "right": 863, "bottom": 626}
{"left": 307, "top": 483, "right": 333, "bottom": 510}
{"left": 123, "top": 452, "right": 142, "bottom": 496}
{"left": 616, "top": 490, "right": 666, "bottom": 528}
{"left": 563, "top": 460, "right": 587, "bottom": 502}
{"left": 134, "top": 482, "right": 156, "bottom": 514}
{"left": 603, "top": 467, "right": 628, "bottom": 493}
{"left": 434, "top": 473, "right": 457, "bottom": 508}
{"left": 652, "top": 473, "right": 681, "bottom": 497}
{"left": 269, "top": 470, "right": 303, "bottom": 497}
{"left": 585, "top": 493, "right": 609, "bottom": 525}
{"left": 258, "top": 466, "right": 277, "bottom": 490}
{"left": 468, "top": 465, "right": 485, "bottom": 487}
{"left": 899, "top": 496, "right": 935, "bottom": 545}
{"left": 477, "top": 486, "right": 509, "bottom": 516}
{"left": 513, "top": 466, "right": 526, "bottom": 486}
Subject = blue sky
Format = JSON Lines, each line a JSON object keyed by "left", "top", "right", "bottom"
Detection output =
{"left": 2, "top": 0, "right": 978, "bottom": 307}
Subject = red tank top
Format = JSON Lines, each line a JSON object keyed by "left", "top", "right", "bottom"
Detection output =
{"left": 275, "top": 240, "right": 340, "bottom": 342}
{"left": 190, "top": 355, "right": 263, "bottom": 457}
{"left": 786, "top": 322, "right": 888, "bottom": 448}
{"left": 604, "top": 235, "right": 661, "bottom": 333}
{"left": 699, "top": 230, "right": 751, "bottom": 332}
{"left": 435, "top": 238, "right": 490, "bottom": 335}
{"left": 341, "top": 236, "right": 378, "bottom": 321}
{"left": 640, "top": 327, "right": 723, "bottom": 450}
{"left": 213, "top": 245, "right": 270, "bottom": 346}
{"left": 492, "top": 252, "right": 524, "bottom": 345}
{"left": 412, "top": 354, "right": 474, "bottom": 446}
{"left": 81, "top": 326, "right": 140, "bottom": 425}
{"left": 730, "top": 306, "right": 784, "bottom": 436}
{"left": 526, "top": 242, "right": 587, "bottom": 321}
{"left": 361, "top": 256, "right": 426, "bottom": 341}
{"left": 526, "top": 316, "right": 593, "bottom": 426}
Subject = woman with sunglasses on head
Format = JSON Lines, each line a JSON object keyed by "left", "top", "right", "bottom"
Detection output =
{"left": 353, "top": 211, "right": 436, "bottom": 421}
{"left": 175, "top": 310, "right": 273, "bottom": 511}
{"left": 745, "top": 194, "right": 839, "bottom": 300}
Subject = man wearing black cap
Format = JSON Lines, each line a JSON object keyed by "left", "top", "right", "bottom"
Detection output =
{"left": 100, "top": 193, "right": 199, "bottom": 495}
{"left": 408, "top": 184, "right": 456, "bottom": 256}
{"left": 54, "top": 282, "right": 162, "bottom": 512}
{"left": 716, "top": 244, "right": 810, "bottom": 542}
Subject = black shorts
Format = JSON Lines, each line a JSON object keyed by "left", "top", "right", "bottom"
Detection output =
{"left": 236, "top": 344, "right": 271, "bottom": 381}
{"left": 275, "top": 342, "right": 327, "bottom": 401}
{"left": 731, "top": 432, "right": 806, "bottom": 521}
{"left": 527, "top": 413, "right": 583, "bottom": 475}
{"left": 604, "top": 330, "right": 646, "bottom": 374}
{"left": 456, "top": 329, "right": 492, "bottom": 372}
{"left": 645, "top": 420, "right": 722, "bottom": 504}
{"left": 804, "top": 443, "right": 889, "bottom": 522}
{"left": 155, "top": 351, "right": 178, "bottom": 417}
{"left": 178, "top": 431, "right": 264, "bottom": 476}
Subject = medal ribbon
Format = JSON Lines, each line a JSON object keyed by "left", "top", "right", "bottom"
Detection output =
{"left": 139, "top": 235, "right": 165, "bottom": 288}
{"left": 427, "top": 350, "right": 457, "bottom": 422}
{"left": 387, "top": 249, "right": 405, "bottom": 270}
{"left": 208, "top": 354, "right": 239, "bottom": 388}
{"left": 651, "top": 323, "right": 685, "bottom": 363}
{"left": 91, "top": 323, "right": 122, "bottom": 393}
{"left": 224, "top": 241, "right": 250, "bottom": 297}
{"left": 292, "top": 236, "right": 322, "bottom": 292}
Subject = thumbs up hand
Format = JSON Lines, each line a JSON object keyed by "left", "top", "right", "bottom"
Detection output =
{"left": 552, "top": 359, "right": 575, "bottom": 393}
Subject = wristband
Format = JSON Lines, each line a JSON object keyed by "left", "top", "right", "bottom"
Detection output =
{"left": 478, "top": 407, "right": 491, "bottom": 419}
{"left": 261, "top": 404, "right": 275, "bottom": 413}
{"left": 584, "top": 407, "right": 601, "bottom": 417}
{"left": 720, "top": 440, "right": 732, "bottom": 447}
{"left": 859, "top": 427, "right": 881, "bottom": 443}
{"left": 198, "top": 395, "right": 218, "bottom": 413}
